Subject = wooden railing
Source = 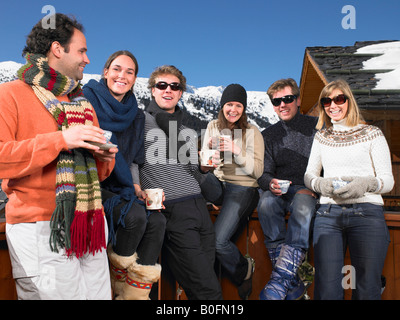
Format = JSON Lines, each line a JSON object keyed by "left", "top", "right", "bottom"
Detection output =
{"left": 1, "top": 208, "right": 400, "bottom": 300}
{"left": 160, "top": 207, "right": 400, "bottom": 300}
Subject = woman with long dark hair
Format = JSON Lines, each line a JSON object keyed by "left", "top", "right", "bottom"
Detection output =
{"left": 83, "top": 51, "right": 165, "bottom": 300}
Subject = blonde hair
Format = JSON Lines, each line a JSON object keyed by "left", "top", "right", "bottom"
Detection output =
{"left": 316, "top": 79, "right": 364, "bottom": 130}
{"left": 266, "top": 78, "right": 300, "bottom": 100}
{"left": 148, "top": 65, "right": 187, "bottom": 92}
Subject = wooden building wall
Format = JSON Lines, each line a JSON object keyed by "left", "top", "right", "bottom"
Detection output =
{"left": 0, "top": 223, "right": 17, "bottom": 300}
{"left": 160, "top": 209, "right": 400, "bottom": 300}
{"left": 1, "top": 208, "right": 399, "bottom": 300}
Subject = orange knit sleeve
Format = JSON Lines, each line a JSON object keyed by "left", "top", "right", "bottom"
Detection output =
{"left": 0, "top": 81, "right": 68, "bottom": 180}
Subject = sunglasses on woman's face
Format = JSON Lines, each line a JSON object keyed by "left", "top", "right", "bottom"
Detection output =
{"left": 271, "top": 95, "right": 297, "bottom": 107}
{"left": 154, "top": 81, "right": 182, "bottom": 91}
{"left": 320, "top": 94, "right": 348, "bottom": 107}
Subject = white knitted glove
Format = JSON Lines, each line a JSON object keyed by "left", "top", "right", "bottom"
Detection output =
{"left": 314, "top": 177, "right": 335, "bottom": 197}
{"left": 333, "top": 176, "right": 378, "bottom": 199}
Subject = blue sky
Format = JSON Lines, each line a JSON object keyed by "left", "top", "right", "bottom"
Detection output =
{"left": 0, "top": 0, "right": 399, "bottom": 91}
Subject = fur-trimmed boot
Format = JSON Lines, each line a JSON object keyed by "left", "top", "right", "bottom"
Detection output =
{"left": 259, "top": 244, "right": 305, "bottom": 300}
{"left": 117, "top": 261, "right": 161, "bottom": 300}
{"left": 107, "top": 245, "right": 138, "bottom": 299}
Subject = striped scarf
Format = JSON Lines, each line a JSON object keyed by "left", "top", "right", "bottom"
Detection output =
{"left": 17, "top": 53, "right": 105, "bottom": 258}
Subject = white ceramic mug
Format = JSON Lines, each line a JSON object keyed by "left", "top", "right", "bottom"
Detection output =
{"left": 103, "top": 130, "right": 112, "bottom": 143}
{"left": 277, "top": 179, "right": 290, "bottom": 194}
{"left": 87, "top": 129, "right": 117, "bottom": 150}
{"left": 144, "top": 188, "right": 163, "bottom": 210}
{"left": 333, "top": 179, "right": 349, "bottom": 190}
{"left": 200, "top": 149, "right": 216, "bottom": 167}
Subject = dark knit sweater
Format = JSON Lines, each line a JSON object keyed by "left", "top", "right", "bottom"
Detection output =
{"left": 257, "top": 111, "right": 318, "bottom": 190}
{"left": 138, "top": 111, "right": 203, "bottom": 205}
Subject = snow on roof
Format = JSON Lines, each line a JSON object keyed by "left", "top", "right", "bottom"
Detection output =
{"left": 356, "top": 41, "right": 400, "bottom": 90}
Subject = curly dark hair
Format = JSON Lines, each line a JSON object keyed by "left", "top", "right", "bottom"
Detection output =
{"left": 22, "top": 13, "right": 84, "bottom": 56}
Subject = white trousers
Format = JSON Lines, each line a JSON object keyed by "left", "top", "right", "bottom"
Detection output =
{"left": 6, "top": 219, "right": 111, "bottom": 300}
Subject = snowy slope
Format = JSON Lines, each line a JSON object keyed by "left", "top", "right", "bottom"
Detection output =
{"left": 0, "top": 61, "right": 278, "bottom": 131}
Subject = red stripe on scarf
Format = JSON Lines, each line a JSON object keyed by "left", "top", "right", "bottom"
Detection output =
{"left": 47, "top": 67, "right": 57, "bottom": 91}
{"left": 57, "top": 111, "right": 66, "bottom": 126}
{"left": 46, "top": 67, "right": 57, "bottom": 91}
{"left": 84, "top": 107, "right": 94, "bottom": 122}
{"left": 55, "top": 182, "right": 74, "bottom": 188}
{"left": 66, "top": 111, "right": 88, "bottom": 126}
{"left": 21, "top": 63, "right": 34, "bottom": 80}
{"left": 69, "top": 86, "right": 83, "bottom": 100}
{"left": 67, "top": 116, "right": 86, "bottom": 124}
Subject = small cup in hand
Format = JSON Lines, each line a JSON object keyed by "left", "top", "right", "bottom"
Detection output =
{"left": 277, "top": 180, "right": 290, "bottom": 194}
{"left": 144, "top": 188, "right": 163, "bottom": 210}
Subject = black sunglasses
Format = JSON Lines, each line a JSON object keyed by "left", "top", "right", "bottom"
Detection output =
{"left": 320, "top": 94, "right": 348, "bottom": 107}
{"left": 154, "top": 81, "right": 182, "bottom": 91}
{"left": 271, "top": 95, "right": 297, "bottom": 107}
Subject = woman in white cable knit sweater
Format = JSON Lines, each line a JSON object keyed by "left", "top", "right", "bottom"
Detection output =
{"left": 304, "top": 79, "right": 394, "bottom": 300}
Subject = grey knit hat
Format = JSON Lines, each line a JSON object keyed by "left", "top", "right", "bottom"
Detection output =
{"left": 220, "top": 84, "right": 247, "bottom": 109}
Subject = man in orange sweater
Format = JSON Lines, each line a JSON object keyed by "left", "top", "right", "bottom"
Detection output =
{"left": 0, "top": 14, "right": 117, "bottom": 299}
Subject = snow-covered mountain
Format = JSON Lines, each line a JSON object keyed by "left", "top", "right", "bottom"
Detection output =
{"left": 0, "top": 61, "right": 278, "bottom": 132}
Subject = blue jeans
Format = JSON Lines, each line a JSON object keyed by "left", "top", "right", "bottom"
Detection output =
{"left": 313, "top": 203, "right": 390, "bottom": 300}
{"left": 257, "top": 185, "right": 317, "bottom": 250}
{"left": 200, "top": 173, "right": 259, "bottom": 285}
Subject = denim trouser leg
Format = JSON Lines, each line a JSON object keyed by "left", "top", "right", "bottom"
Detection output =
{"left": 286, "top": 192, "right": 317, "bottom": 250}
{"left": 257, "top": 186, "right": 316, "bottom": 250}
{"left": 214, "top": 182, "right": 259, "bottom": 285}
{"left": 313, "top": 203, "right": 390, "bottom": 300}
{"left": 257, "top": 189, "right": 287, "bottom": 249}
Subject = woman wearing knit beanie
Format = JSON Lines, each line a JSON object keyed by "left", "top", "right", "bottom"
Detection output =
{"left": 200, "top": 83, "right": 264, "bottom": 299}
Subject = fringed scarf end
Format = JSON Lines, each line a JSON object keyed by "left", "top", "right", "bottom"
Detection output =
{"left": 69, "top": 209, "right": 105, "bottom": 258}
{"left": 49, "top": 199, "right": 75, "bottom": 253}
{"left": 89, "top": 209, "right": 106, "bottom": 255}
